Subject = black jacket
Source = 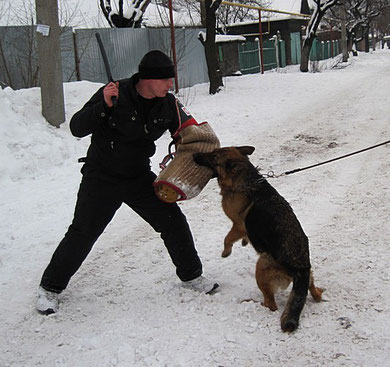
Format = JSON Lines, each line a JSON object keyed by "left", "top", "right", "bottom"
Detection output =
{"left": 70, "top": 74, "right": 189, "bottom": 180}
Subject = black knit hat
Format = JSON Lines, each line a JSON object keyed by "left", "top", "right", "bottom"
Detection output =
{"left": 138, "top": 50, "right": 175, "bottom": 79}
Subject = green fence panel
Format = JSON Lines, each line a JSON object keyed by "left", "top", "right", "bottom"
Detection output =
{"left": 263, "top": 39, "right": 277, "bottom": 70}
{"left": 324, "top": 41, "right": 329, "bottom": 59}
{"left": 290, "top": 32, "right": 301, "bottom": 65}
{"left": 334, "top": 41, "right": 339, "bottom": 56}
{"left": 238, "top": 41, "right": 260, "bottom": 74}
{"left": 309, "top": 39, "right": 317, "bottom": 61}
{"left": 218, "top": 44, "right": 224, "bottom": 62}
{"left": 263, "top": 39, "right": 286, "bottom": 70}
{"left": 238, "top": 38, "right": 287, "bottom": 73}
{"left": 317, "top": 40, "right": 324, "bottom": 60}
{"left": 310, "top": 38, "right": 343, "bottom": 61}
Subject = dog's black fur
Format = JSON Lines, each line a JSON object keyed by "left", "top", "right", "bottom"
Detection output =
{"left": 194, "top": 146, "right": 322, "bottom": 332}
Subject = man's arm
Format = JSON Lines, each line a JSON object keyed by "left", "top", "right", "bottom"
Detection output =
{"left": 70, "top": 82, "right": 118, "bottom": 138}
{"left": 169, "top": 98, "right": 198, "bottom": 137}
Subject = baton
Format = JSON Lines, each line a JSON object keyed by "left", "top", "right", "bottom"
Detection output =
{"left": 95, "top": 33, "right": 117, "bottom": 107}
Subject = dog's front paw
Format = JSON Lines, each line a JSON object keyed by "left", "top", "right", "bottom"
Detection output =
{"left": 222, "top": 243, "right": 233, "bottom": 258}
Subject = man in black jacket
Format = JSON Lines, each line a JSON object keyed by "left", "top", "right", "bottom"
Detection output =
{"left": 37, "top": 50, "right": 218, "bottom": 315}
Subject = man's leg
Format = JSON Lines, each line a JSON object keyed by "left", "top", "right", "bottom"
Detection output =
{"left": 124, "top": 173, "right": 202, "bottom": 281}
{"left": 40, "top": 177, "right": 122, "bottom": 293}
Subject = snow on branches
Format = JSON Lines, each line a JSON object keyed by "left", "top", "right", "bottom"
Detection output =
{"left": 304, "top": 0, "right": 340, "bottom": 40}
{"left": 100, "top": 0, "right": 151, "bottom": 28}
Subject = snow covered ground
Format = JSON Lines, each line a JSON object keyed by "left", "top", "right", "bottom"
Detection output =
{"left": 1, "top": 50, "right": 389, "bottom": 366}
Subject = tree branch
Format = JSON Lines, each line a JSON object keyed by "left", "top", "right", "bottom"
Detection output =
{"left": 210, "top": 0, "right": 222, "bottom": 12}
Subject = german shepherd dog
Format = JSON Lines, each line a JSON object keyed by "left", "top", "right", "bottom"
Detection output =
{"left": 193, "top": 146, "right": 323, "bottom": 332}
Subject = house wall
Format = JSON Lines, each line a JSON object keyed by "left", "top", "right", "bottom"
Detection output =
{"left": 218, "top": 42, "right": 241, "bottom": 76}
{"left": 316, "top": 30, "right": 342, "bottom": 42}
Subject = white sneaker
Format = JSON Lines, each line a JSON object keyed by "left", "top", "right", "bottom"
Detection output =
{"left": 182, "top": 275, "right": 219, "bottom": 294}
{"left": 36, "top": 286, "right": 59, "bottom": 315}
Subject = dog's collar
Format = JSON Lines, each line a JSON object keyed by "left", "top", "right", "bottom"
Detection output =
{"left": 222, "top": 176, "right": 266, "bottom": 193}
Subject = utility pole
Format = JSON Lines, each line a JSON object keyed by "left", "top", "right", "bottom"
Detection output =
{"left": 168, "top": 0, "right": 179, "bottom": 94}
{"left": 341, "top": 3, "right": 348, "bottom": 62}
{"left": 35, "top": 0, "right": 65, "bottom": 127}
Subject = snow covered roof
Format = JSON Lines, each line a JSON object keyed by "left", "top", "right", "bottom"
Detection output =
{"left": 216, "top": 34, "right": 246, "bottom": 43}
{"left": 198, "top": 32, "right": 246, "bottom": 43}
{"left": 227, "top": 14, "right": 306, "bottom": 29}
{"left": 223, "top": 0, "right": 310, "bottom": 28}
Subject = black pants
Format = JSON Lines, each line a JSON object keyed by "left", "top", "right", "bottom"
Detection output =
{"left": 40, "top": 171, "right": 202, "bottom": 293}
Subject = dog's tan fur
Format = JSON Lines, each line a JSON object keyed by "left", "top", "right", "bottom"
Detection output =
{"left": 256, "top": 253, "right": 322, "bottom": 312}
{"left": 194, "top": 146, "right": 323, "bottom": 332}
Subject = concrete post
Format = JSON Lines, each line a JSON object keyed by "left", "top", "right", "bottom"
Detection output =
{"left": 341, "top": 5, "right": 348, "bottom": 62}
{"left": 35, "top": 0, "right": 65, "bottom": 127}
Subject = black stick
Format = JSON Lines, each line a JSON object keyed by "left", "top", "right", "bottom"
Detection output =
{"left": 95, "top": 33, "right": 117, "bottom": 107}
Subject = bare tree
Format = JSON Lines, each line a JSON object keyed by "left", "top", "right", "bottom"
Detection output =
{"left": 100, "top": 0, "right": 152, "bottom": 27}
{"left": 330, "top": 0, "right": 389, "bottom": 52}
{"left": 198, "top": 0, "right": 223, "bottom": 94}
{"left": 376, "top": 4, "right": 390, "bottom": 47}
{"left": 344, "top": 0, "right": 388, "bottom": 51}
{"left": 217, "top": 0, "right": 272, "bottom": 33}
{"left": 173, "top": 0, "right": 271, "bottom": 30}
{"left": 300, "top": 0, "right": 340, "bottom": 72}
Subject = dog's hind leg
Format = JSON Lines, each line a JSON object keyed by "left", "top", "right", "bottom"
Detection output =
{"left": 255, "top": 257, "right": 278, "bottom": 311}
{"left": 222, "top": 224, "right": 246, "bottom": 257}
{"left": 309, "top": 272, "right": 323, "bottom": 302}
{"left": 255, "top": 255, "right": 291, "bottom": 312}
{"left": 280, "top": 268, "right": 310, "bottom": 332}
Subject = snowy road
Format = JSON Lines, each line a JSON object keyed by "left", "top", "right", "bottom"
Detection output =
{"left": 1, "top": 50, "right": 389, "bottom": 366}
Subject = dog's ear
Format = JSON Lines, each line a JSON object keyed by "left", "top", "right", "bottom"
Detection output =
{"left": 237, "top": 146, "right": 255, "bottom": 156}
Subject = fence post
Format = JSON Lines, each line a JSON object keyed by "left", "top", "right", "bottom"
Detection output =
{"left": 274, "top": 35, "right": 279, "bottom": 69}
{"left": 258, "top": 9, "right": 264, "bottom": 74}
{"left": 73, "top": 31, "right": 81, "bottom": 81}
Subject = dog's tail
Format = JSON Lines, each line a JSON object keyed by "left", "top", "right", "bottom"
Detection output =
{"left": 280, "top": 268, "right": 310, "bottom": 332}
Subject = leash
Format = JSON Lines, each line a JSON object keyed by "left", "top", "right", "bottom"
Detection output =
{"left": 159, "top": 141, "right": 177, "bottom": 170}
{"left": 265, "top": 139, "right": 390, "bottom": 178}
